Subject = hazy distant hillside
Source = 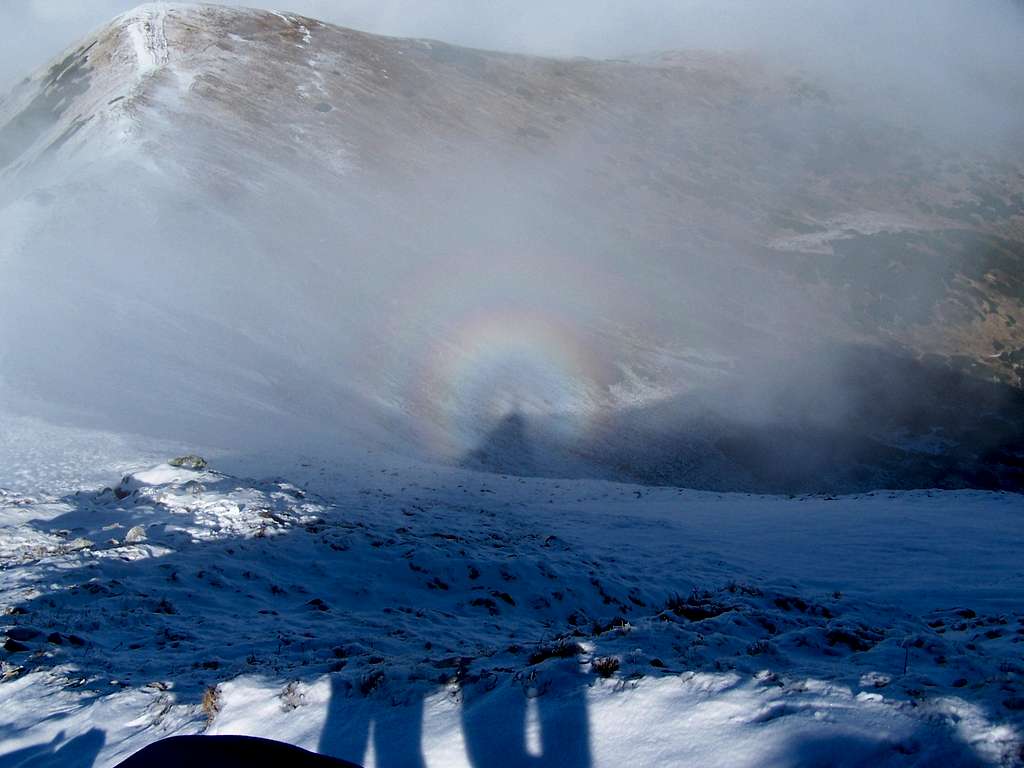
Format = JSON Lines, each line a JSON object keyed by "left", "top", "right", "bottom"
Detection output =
{"left": 1, "top": 3, "right": 1022, "bottom": 490}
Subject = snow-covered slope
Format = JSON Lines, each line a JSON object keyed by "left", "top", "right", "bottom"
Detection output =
{"left": 1, "top": 431, "right": 1022, "bottom": 766}
{"left": 1, "top": 3, "right": 1023, "bottom": 491}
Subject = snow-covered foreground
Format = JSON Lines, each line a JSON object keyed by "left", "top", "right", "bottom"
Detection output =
{"left": 1, "top": 416, "right": 1022, "bottom": 767}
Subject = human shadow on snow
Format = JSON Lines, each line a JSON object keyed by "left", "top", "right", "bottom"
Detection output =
{"left": 316, "top": 661, "right": 592, "bottom": 768}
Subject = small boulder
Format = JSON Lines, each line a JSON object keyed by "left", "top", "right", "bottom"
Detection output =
{"left": 125, "top": 526, "right": 147, "bottom": 544}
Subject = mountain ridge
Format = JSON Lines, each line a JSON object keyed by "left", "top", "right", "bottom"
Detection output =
{"left": 1, "top": 3, "right": 1022, "bottom": 490}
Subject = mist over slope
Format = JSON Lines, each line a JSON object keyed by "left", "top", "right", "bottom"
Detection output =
{"left": 1, "top": 3, "right": 1023, "bottom": 491}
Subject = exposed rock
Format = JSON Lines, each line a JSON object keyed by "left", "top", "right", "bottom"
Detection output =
{"left": 168, "top": 456, "right": 208, "bottom": 470}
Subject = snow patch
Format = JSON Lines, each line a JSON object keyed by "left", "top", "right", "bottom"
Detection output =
{"left": 124, "top": 3, "right": 170, "bottom": 75}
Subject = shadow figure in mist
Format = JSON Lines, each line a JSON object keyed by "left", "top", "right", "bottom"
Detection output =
{"left": 0, "top": 728, "right": 105, "bottom": 768}
{"left": 461, "top": 411, "right": 538, "bottom": 477}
